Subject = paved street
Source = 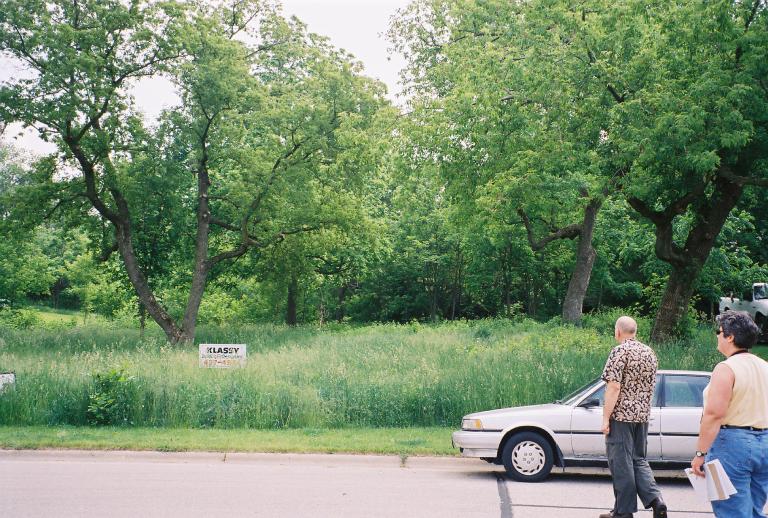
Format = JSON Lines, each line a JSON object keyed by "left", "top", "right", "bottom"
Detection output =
{"left": 0, "top": 450, "right": 720, "bottom": 517}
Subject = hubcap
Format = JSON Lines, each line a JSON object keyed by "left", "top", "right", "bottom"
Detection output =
{"left": 511, "top": 440, "right": 546, "bottom": 475}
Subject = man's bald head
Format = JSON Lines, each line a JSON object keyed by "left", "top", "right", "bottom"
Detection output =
{"left": 615, "top": 316, "right": 637, "bottom": 340}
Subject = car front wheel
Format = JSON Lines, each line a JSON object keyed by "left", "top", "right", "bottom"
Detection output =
{"left": 501, "top": 431, "right": 554, "bottom": 482}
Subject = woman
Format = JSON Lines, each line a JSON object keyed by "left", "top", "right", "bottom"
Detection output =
{"left": 692, "top": 311, "right": 768, "bottom": 517}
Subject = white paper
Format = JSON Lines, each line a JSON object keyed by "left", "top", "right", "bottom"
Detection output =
{"left": 685, "top": 459, "right": 737, "bottom": 503}
{"left": 685, "top": 468, "right": 710, "bottom": 503}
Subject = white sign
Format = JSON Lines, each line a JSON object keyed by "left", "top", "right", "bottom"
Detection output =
{"left": 0, "top": 372, "right": 15, "bottom": 392}
{"left": 199, "top": 344, "right": 246, "bottom": 368}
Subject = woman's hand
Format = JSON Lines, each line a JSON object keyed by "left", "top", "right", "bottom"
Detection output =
{"left": 691, "top": 455, "right": 706, "bottom": 478}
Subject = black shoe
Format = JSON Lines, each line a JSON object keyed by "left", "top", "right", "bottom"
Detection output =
{"left": 649, "top": 497, "right": 667, "bottom": 518}
{"left": 598, "top": 512, "right": 633, "bottom": 518}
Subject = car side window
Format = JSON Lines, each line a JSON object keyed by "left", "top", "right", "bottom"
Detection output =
{"left": 652, "top": 375, "right": 662, "bottom": 406}
{"left": 590, "top": 385, "right": 606, "bottom": 405}
{"left": 663, "top": 375, "right": 709, "bottom": 408}
{"left": 586, "top": 375, "right": 662, "bottom": 407}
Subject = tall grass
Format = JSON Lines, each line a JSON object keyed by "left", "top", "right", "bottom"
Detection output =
{"left": 0, "top": 318, "right": 741, "bottom": 429}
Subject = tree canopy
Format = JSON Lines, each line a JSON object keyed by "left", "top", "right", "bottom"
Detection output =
{"left": 1, "top": 0, "right": 767, "bottom": 343}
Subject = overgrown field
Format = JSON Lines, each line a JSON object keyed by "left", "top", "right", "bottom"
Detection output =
{"left": 0, "top": 314, "right": 739, "bottom": 429}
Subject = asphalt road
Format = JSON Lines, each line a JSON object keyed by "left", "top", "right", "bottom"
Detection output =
{"left": 0, "top": 450, "right": 720, "bottom": 517}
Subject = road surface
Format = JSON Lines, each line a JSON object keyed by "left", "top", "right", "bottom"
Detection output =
{"left": 0, "top": 450, "right": 721, "bottom": 517}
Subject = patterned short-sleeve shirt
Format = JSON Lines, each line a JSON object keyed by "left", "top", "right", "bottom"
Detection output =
{"left": 601, "top": 338, "right": 658, "bottom": 423}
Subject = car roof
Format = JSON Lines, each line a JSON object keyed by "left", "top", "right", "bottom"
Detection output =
{"left": 657, "top": 369, "right": 710, "bottom": 376}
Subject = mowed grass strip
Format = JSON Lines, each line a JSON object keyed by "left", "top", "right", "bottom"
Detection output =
{"left": 0, "top": 426, "right": 456, "bottom": 456}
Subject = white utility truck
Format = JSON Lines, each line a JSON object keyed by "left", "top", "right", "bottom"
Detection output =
{"left": 719, "top": 282, "right": 768, "bottom": 341}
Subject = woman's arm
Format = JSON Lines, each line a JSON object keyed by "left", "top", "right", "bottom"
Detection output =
{"left": 691, "top": 363, "right": 734, "bottom": 477}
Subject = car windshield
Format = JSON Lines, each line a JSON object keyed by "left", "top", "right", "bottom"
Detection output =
{"left": 556, "top": 378, "right": 602, "bottom": 405}
{"left": 755, "top": 284, "right": 767, "bottom": 301}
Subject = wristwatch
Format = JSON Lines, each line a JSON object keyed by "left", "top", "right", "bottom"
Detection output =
{"left": 695, "top": 450, "right": 707, "bottom": 457}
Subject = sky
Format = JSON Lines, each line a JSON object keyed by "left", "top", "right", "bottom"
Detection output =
{"left": 0, "top": 0, "right": 412, "bottom": 154}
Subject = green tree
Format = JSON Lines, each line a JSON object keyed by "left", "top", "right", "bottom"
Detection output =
{"left": 0, "top": 144, "right": 56, "bottom": 300}
{"left": 1, "top": 0, "right": 389, "bottom": 342}
{"left": 392, "top": 0, "right": 768, "bottom": 339}
{"left": 592, "top": 0, "right": 768, "bottom": 340}
{"left": 390, "top": 0, "right": 623, "bottom": 325}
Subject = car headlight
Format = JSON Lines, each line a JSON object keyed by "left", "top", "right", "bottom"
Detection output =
{"left": 462, "top": 418, "right": 483, "bottom": 430}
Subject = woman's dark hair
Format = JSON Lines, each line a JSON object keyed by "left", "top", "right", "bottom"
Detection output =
{"left": 717, "top": 311, "right": 760, "bottom": 349}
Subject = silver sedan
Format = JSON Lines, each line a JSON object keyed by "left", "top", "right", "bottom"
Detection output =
{"left": 452, "top": 370, "right": 710, "bottom": 482}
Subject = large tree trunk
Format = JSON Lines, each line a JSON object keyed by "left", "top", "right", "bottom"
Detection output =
{"left": 181, "top": 141, "right": 213, "bottom": 343}
{"left": 115, "top": 221, "right": 186, "bottom": 343}
{"left": 519, "top": 196, "right": 603, "bottom": 325}
{"left": 562, "top": 199, "right": 602, "bottom": 324}
{"left": 630, "top": 175, "right": 744, "bottom": 342}
{"left": 69, "top": 137, "right": 187, "bottom": 344}
{"left": 286, "top": 276, "right": 298, "bottom": 326}
{"left": 652, "top": 263, "right": 704, "bottom": 342}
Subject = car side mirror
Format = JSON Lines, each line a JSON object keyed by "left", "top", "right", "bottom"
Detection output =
{"left": 579, "top": 398, "right": 600, "bottom": 408}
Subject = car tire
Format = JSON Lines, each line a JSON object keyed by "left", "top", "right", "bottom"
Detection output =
{"left": 501, "top": 431, "right": 554, "bottom": 482}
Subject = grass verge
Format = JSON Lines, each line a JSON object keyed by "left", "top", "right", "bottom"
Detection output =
{"left": 0, "top": 426, "right": 457, "bottom": 456}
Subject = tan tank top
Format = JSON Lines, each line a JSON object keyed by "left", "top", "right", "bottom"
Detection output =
{"left": 704, "top": 353, "right": 768, "bottom": 428}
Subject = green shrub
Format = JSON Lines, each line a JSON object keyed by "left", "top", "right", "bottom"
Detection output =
{"left": 0, "top": 309, "right": 41, "bottom": 330}
{"left": 87, "top": 368, "right": 136, "bottom": 426}
{"left": 581, "top": 307, "right": 652, "bottom": 339}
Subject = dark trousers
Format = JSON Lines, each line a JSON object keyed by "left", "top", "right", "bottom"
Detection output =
{"left": 605, "top": 419, "right": 662, "bottom": 514}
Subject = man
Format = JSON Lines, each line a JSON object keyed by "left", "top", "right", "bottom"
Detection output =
{"left": 599, "top": 316, "right": 667, "bottom": 518}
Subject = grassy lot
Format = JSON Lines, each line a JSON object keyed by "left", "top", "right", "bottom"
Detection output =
{"left": 1, "top": 313, "right": 763, "bottom": 451}
{"left": 0, "top": 426, "right": 455, "bottom": 456}
{"left": 28, "top": 306, "right": 82, "bottom": 325}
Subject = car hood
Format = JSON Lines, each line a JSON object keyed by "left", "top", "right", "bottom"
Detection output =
{"left": 464, "top": 403, "right": 571, "bottom": 430}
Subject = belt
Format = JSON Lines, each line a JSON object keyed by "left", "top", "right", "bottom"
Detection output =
{"left": 721, "top": 424, "right": 768, "bottom": 432}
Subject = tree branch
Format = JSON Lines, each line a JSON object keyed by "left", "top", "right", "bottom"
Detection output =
{"left": 744, "top": 0, "right": 762, "bottom": 31}
{"left": 718, "top": 167, "right": 768, "bottom": 187}
{"left": 210, "top": 217, "right": 260, "bottom": 245}
{"left": 98, "top": 240, "right": 119, "bottom": 262}
{"left": 626, "top": 197, "right": 687, "bottom": 267}
{"left": 63, "top": 136, "right": 120, "bottom": 224}
{"left": 517, "top": 208, "right": 582, "bottom": 251}
{"left": 207, "top": 225, "right": 322, "bottom": 267}
{"left": 41, "top": 194, "right": 84, "bottom": 220}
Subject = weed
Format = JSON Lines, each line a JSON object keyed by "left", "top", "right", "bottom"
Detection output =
{"left": 0, "top": 320, "right": 750, "bottom": 429}
{"left": 87, "top": 368, "right": 136, "bottom": 426}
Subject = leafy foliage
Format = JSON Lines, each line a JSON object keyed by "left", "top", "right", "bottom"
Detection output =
{"left": 87, "top": 367, "right": 136, "bottom": 426}
{"left": 1, "top": 1, "right": 767, "bottom": 340}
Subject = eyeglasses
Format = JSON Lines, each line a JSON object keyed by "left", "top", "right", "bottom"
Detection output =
{"left": 715, "top": 328, "right": 724, "bottom": 336}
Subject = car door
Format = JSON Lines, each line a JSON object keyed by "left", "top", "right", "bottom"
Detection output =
{"left": 569, "top": 376, "right": 662, "bottom": 459}
{"left": 569, "top": 382, "right": 607, "bottom": 457}
{"left": 659, "top": 374, "right": 710, "bottom": 460}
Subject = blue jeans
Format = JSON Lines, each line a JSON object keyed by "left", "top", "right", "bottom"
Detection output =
{"left": 707, "top": 427, "right": 768, "bottom": 518}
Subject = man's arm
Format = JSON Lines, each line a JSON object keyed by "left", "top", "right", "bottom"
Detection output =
{"left": 691, "top": 363, "right": 733, "bottom": 477}
{"left": 602, "top": 381, "right": 621, "bottom": 435}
